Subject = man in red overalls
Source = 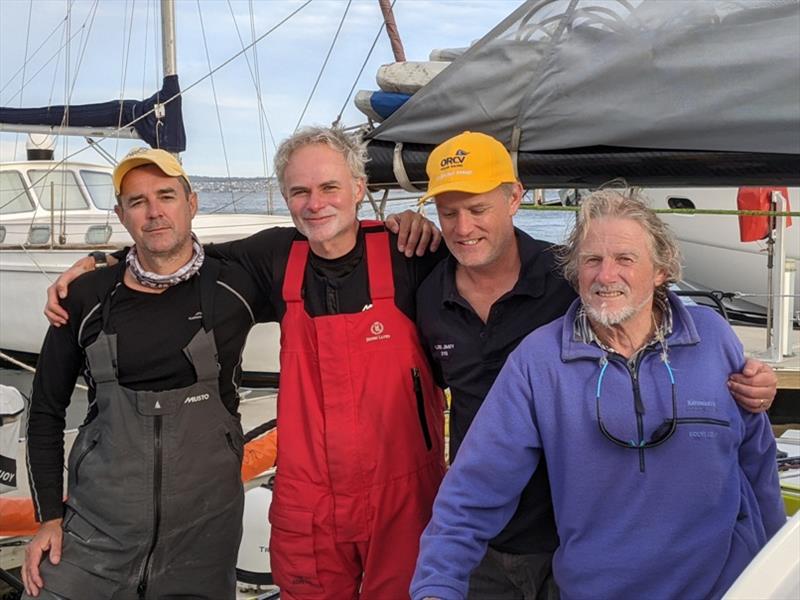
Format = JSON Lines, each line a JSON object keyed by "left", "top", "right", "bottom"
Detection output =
{"left": 268, "top": 128, "right": 447, "bottom": 599}
{"left": 42, "top": 128, "right": 448, "bottom": 599}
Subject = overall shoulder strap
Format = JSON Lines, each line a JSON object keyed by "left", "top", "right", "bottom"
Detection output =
{"left": 363, "top": 225, "right": 394, "bottom": 300}
{"left": 282, "top": 240, "right": 309, "bottom": 303}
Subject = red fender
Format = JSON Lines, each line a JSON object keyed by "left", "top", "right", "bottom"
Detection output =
{"left": 737, "top": 187, "right": 792, "bottom": 242}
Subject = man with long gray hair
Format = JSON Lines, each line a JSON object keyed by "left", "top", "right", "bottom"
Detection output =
{"left": 411, "top": 188, "right": 785, "bottom": 600}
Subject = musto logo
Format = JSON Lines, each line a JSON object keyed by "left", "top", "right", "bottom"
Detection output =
{"left": 440, "top": 149, "right": 469, "bottom": 168}
{"left": 184, "top": 393, "right": 210, "bottom": 404}
{"left": 366, "top": 321, "right": 391, "bottom": 343}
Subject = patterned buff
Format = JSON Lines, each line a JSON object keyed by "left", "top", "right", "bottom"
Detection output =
{"left": 126, "top": 232, "right": 205, "bottom": 289}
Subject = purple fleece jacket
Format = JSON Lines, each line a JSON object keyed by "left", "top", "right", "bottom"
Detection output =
{"left": 411, "top": 294, "right": 785, "bottom": 600}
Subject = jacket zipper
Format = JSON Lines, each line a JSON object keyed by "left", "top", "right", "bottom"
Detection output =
{"left": 137, "top": 415, "right": 163, "bottom": 599}
{"left": 412, "top": 368, "right": 432, "bottom": 451}
{"left": 73, "top": 439, "right": 98, "bottom": 486}
{"left": 630, "top": 361, "right": 646, "bottom": 473}
{"left": 612, "top": 352, "right": 650, "bottom": 473}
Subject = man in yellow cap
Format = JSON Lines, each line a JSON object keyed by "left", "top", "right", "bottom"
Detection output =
{"left": 22, "top": 147, "right": 266, "bottom": 599}
{"left": 412, "top": 131, "right": 779, "bottom": 600}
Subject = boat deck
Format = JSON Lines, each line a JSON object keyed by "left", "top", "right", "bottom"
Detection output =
{"left": 733, "top": 324, "right": 800, "bottom": 391}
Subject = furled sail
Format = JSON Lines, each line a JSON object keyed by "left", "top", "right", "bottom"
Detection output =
{"left": 364, "top": 0, "right": 800, "bottom": 188}
{"left": 0, "top": 75, "right": 186, "bottom": 153}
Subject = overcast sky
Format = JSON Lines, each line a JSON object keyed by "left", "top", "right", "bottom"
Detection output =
{"left": 0, "top": 0, "right": 523, "bottom": 176}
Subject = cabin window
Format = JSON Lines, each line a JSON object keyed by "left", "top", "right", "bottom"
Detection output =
{"left": 0, "top": 171, "right": 35, "bottom": 214}
{"left": 28, "top": 169, "right": 89, "bottom": 211}
{"left": 81, "top": 170, "right": 116, "bottom": 210}
{"left": 85, "top": 225, "right": 112, "bottom": 245}
{"left": 27, "top": 225, "right": 51, "bottom": 245}
{"left": 667, "top": 196, "right": 696, "bottom": 210}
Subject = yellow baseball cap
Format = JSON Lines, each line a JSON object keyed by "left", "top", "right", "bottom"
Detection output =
{"left": 419, "top": 131, "right": 516, "bottom": 204}
{"left": 113, "top": 147, "right": 191, "bottom": 195}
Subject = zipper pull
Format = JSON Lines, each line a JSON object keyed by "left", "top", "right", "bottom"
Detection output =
{"left": 411, "top": 368, "right": 422, "bottom": 394}
{"left": 632, "top": 369, "right": 646, "bottom": 416}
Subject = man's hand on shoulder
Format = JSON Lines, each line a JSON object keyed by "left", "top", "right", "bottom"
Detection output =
{"left": 22, "top": 518, "right": 63, "bottom": 596}
{"left": 385, "top": 210, "right": 442, "bottom": 257}
{"left": 45, "top": 254, "right": 119, "bottom": 327}
{"left": 728, "top": 357, "right": 777, "bottom": 413}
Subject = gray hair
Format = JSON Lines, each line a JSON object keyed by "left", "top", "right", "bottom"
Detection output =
{"left": 274, "top": 126, "right": 368, "bottom": 196}
{"left": 557, "top": 188, "right": 682, "bottom": 292}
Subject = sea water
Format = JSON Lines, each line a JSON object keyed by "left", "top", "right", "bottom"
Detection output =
{"left": 198, "top": 189, "right": 576, "bottom": 245}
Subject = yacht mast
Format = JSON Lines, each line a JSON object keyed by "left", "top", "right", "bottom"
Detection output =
{"left": 160, "top": 0, "right": 178, "bottom": 77}
{"left": 378, "top": 0, "right": 406, "bottom": 62}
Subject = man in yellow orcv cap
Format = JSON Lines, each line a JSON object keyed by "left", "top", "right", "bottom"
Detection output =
{"left": 411, "top": 131, "right": 779, "bottom": 600}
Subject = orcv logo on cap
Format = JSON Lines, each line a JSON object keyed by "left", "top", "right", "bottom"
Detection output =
{"left": 440, "top": 149, "right": 470, "bottom": 169}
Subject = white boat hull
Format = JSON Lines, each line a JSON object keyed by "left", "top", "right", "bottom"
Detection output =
{"left": 647, "top": 187, "right": 800, "bottom": 312}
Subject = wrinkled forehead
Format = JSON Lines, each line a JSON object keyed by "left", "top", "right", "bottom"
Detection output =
{"left": 578, "top": 217, "right": 657, "bottom": 258}
{"left": 283, "top": 144, "right": 361, "bottom": 192}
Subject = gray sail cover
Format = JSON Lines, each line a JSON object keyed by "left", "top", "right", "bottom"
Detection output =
{"left": 370, "top": 0, "right": 800, "bottom": 156}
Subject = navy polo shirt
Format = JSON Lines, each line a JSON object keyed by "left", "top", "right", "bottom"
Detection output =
{"left": 415, "top": 228, "right": 577, "bottom": 555}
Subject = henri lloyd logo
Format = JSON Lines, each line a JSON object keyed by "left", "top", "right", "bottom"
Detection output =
{"left": 366, "top": 321, "right": 391, "bottom": 343}
{"left": 440, "top": 149, "right": 469, "bottom": 168}
{"left": 0, "top": 454, "right": 17, "bottom": 487}
{"left": 184, "top": 393, "right": 210, "bottom": 404}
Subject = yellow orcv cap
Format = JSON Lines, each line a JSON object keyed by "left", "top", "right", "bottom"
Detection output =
{"left": 113, "top": 147, "right": 191, "bottom": 195}
{"left": 419, "top": 131, "right": 516, "bottom": 204}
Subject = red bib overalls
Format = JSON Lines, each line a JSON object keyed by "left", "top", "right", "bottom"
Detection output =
{"left": 270, "top": 223, "right": 446, "bottom": 599}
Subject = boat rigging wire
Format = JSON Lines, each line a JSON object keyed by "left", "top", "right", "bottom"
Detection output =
{"left": 248, "top": 0, "right": 273, "bottom": 213}
{"left": 46, "top": 17, "right": 66, "bottom": 109}
{"left": 333, "top": 0, "right": 397, "bottom": 128}
{"left": 0, "top": 16, "right": 68, "bottom": 97}
{"left": 516, "top": 204, "right": 800, "bottom": 217}
{"left": 197, "top": 0, "right": 238, "bottom": 211}
{"left": 65, "top": 0, "right": 101, "bottom": 104}
{"left": 220, "top": 0, "right": 281, "bottom": 213}
{"left": 1, "top": 23, "right": 86, "bottom": 106}
{"left": 115, "top": 0, "right": 138, "bottom": 160}
{"left": 11, "top": 0, "right": 34, "bottom": 161}
{"left": 293, "top": 0, "right": 353, "bottom": 133}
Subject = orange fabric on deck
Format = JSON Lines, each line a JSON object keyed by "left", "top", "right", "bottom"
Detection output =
{"left": 241, "top": 429, "right": 278, "bottom": 483}
{"left": 0, "top": 496, "right": 38, "bottom": 537}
